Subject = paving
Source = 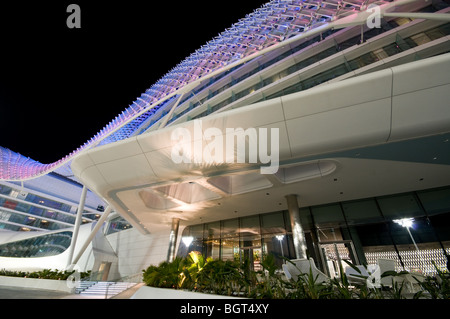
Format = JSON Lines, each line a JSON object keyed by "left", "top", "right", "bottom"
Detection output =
{"left": 0, "top": 283, "right": 144, "bottom": 299}
{"left": 0, "top": 285, "right": 72, "bottom": 299}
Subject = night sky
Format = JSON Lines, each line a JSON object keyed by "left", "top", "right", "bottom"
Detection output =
{"left": 0, "top": 1, "right": 267, "bottom": 163}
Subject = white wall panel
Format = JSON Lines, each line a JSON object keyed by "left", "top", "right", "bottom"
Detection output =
{"left": 203, "top": 97, "right": 285, "bottom": 130}
{"left": 390, "top": 84, "right": 450, "bottom": 141}
{"left": 95, "top": 154, "right": 156, "bottom": 189}
{"left": 392, "top": 52, "right": 450, "bottom": 96}
{"left": 286, "top": 98, "right": 392, "bottom": 157}
{"left": 281, "top": 68, "right": 392, "bottom": 120}
{"left": 106, "top": 227, "right": 172, "bottom": 279}
{"left": 88, "top": 137, "right": 142, "bottom": 164}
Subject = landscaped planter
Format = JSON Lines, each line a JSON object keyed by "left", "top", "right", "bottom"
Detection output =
{"left": 131, "top": 286, "right": 244, "bottom": 299}
{"left": 0, "top": 275, "right": 74, "bottom": 294}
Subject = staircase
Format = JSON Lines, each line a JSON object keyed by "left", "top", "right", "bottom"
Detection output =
{"left": 76, "top": 281, "right": 137, "bottom": 298}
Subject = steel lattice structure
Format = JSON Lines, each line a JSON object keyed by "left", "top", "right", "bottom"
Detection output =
{"left": 1, "top": 0, "right": 398, "bottom": 181}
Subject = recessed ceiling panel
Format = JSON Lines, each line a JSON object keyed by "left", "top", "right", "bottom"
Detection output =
{"left": 207, "top": 172, "right": 272, "bottom": 195}
{"left": 275, "top": 160, "right": 337, "bottom": 183}
{"left": 155, "top": 182, "right": 221, "bottom": 204}
{"left": 139, "top": 189, "right": 178, "bottom": 210}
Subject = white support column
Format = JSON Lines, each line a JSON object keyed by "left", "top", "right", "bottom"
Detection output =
{"left": 167, "top": 218, "right": 180, "bottom": 262}
{"left": 159, "top": 92, "right": 185, "bottom": 129}
{"left": 66, "top": 185, "right": 87, "bottom": 267}
{"left": 72, "top": 206, "right": 113, "bottom": 265}
{"left": 285, "top": 194, "right": 308, "bottom": 260}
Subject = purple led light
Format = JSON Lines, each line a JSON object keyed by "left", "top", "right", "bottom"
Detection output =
{"left": 0, "top": 0, "right": 373, "bottom": 181}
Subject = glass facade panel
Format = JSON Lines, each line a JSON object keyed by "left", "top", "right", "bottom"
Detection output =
{"left": 342, "top": 199, "right": 383, "bottom": 225}
{"left": 205, "top": 221, "right": 220, "bottom": 239}
{"left": 222, "top": 218, "right": 239, "bottom": 238}
{"left": 311, "top": 204, "right": 345, "bottom": 228}
{"left": 204, "top": 221, "right": 221, "bottom": 259}
{"left": 221, "top": 237, "right": 240, "bottom": 261}
{"left": 417, "top": 187, "right": 450, "bottom": 216}
{"left": 428, "top": 213, "right": 450, "bottom": 242}
{"left": 189, "top": 224, "right": 204, "bottom": 253}
{"left": 0, "top": 231, "right": 72, "bottom": 257}
{"left": 177, "top": 187, "right": 450, "bottom": 275}
{"left": 377, "top": 194, "right": 423, "bottom": 220}
{"left": 240, "top": 216, "right": 260, "bottom": 237}
{"left": 105, "top": 216, "right": 133, "bottom": 235}
{"left": 221, "top": 219, "right": 239, "bottom": 261}
{"left": 181, "top": 21, "right": 450, "bottom": 124}
{"left": 261, "top": 211, "right": 285, "bottom": 234}
{"left": 0, "top": 183, "right": 101, "bottom": 232}
{"left": 0, "top": 185, "right": 12, "bottom": 195}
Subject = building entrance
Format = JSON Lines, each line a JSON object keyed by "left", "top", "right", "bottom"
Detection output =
{"left": 318, "top": 240, "right": 359, "bottom": 278}
{"left": 239, "top": 246, "right": 262, "bottom": 272}
{"left": 92, "top": 261, "right": 112, "bottom": 281}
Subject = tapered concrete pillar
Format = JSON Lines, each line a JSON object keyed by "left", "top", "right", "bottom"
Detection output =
{"left": 285, "top": 194, "right": 308, "bottom": 259}
{"left": 72, "top": 206, "right": 113, "bottom": 265}
{"left": 67, "top": 185, "right": 87, "bottom": 267}
{"left": 167, "top": 218, "right": 180, "bottom": 262}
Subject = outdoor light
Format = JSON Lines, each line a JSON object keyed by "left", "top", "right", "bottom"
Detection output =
{"left": 182, "top": 236, "right": 194, "bottom": 247}
{"left": 393, "top": 217, "right": 414, "bottom": 228}
{"left": 276, "top": 235, "right": 285, "bottom": 259}
{"left": 393, "top": 218, "right": 424, "bottom": 271}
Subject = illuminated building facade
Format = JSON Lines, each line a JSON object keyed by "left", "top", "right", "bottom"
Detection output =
{"left": 1, "top": 0, "right": 450, "bottom": 281}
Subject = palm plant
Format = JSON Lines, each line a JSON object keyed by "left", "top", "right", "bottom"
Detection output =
{"left": 282, "top": 259, "right": 332, "bottom": 299}
{"left": 414, "top": 261, "right": 450, "bottom": 299}
{"left": 180, "top": 251, "right": 211, "bottom": 289}
{"left": 142, "top": 257, "right": 185, "bottom": 289}
{"left": 250, "top": 254, "right": 287, "bottom": 299}
{"left": 195, "top": 259, "right": 243, "bottom": 295}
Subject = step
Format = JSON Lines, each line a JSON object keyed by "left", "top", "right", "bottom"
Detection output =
{"left": 77, "top": 281, "right": 137, "bottom": 297}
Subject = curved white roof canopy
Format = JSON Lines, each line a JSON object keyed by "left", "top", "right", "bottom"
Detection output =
{"left": 72, "top": 53, "right": 450, "bottom": 233}
{"left": 1, "top": 0, "right": 407, "bottom": 181}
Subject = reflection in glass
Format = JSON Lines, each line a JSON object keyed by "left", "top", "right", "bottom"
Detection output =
{"left": 0, "top": 231, "right": 72, "bottom": 257}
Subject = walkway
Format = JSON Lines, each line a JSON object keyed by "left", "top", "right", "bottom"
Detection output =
{"left": 0, "top": 283, "right": 144, "bottom": 299}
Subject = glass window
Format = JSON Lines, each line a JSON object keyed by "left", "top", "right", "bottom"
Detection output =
{"left": 204, "top": 221, "right": 220, "bottom": 239}
{"left": 377, "top": 194, "right": 423, "bottom": 220}
{"left": 0, "top": 231, "right": 72, "bottom": 257}
{"left": 417, "top": 187, "right": 450, "bottom": 216}
{"left": 410, "top": 33, "right": 432, "bottom": 46}
{"left": 383, "top": 43, "right": 402, "bottom": 56}
{"left": 355, "top": 222, "right": 394, "bottom": 247}
{"left": 105, "top": 216, "right": 133, "bottom": 235}
{"left": 342, "top": 199, "right": 383, "bottom": 225}
{"left": 221, "top": 218, "right": 239, "bottom": 239}
{"left": 298, "top": 208, "right": 313, "bottom": 231}
{"left": 189, "top": 224, "right": 203, "bottom": 239}
{"left": 177, "top": 226, "right": 192, "bottom": 257}
{"left": 204, "top": 237, "right": 221, "bottom": 260}
{"left": 311, "top": 204, "right": 345, "bottom": 228}
{"left": 239, "top": 215, "right": 260, "bottom": 241}
{"left": 373, "top": 48, "right": 389, "bottom": 60}
{"left": 428, "top": 213, "right": 450, "bottom": 242}
{"left": 261, "top": 211, "right": 285, "bottom": 234}
{"left": 0, "top": 185, "right": 12, "bottom": 195}
{"left": 221, "top": 237, "right": 239, "bottom": 261}
{"left": 262, "top": 233, "right": 293, "bottom": 267}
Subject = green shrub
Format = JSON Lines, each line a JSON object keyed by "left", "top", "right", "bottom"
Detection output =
{"left": 141, "top": 255, "right": 450, "bottom": 299}
{"left": 0, "top": 268, "right": 90, "bottom": 280}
